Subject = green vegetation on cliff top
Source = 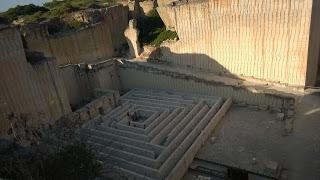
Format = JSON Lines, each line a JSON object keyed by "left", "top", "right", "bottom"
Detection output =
{"left": 138, "top": 9, "right": 178, "bottom": 47}
{"left": 0, "top": 0, "right": 114, "bottom": 24}
{"left": 0, "top": 1, "right": 178, "bottom": 47}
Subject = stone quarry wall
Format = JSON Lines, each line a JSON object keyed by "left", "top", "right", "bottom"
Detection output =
{"left": 22, "top": 5, "right": 129, "bottom": 65}
{"left": 306, "top": 0, "right": 320, "bottom": 86}
{"left": 60, "top": 60, "right": 121, "bottom": 109}
{"left": 60, "top": 65, "right": 90, "bottom": 109}
{"left": 0, "top": 27, "right": 121, "bottom": 143}
{"left": 119, "top": 62, "right": 294, "bottom": 109}
{"left": 157, "top": 0, "right": 175, "bottom": 6}
{"left": 0, "top": 27, "right": 71, "bottom": 139}
{"left": 157, "top": 0, "right": 320, "bottom": 87}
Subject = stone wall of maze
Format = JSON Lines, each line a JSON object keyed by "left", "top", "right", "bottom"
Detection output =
{"left": 81, "top": 89, "right": 231, "bottom": 179}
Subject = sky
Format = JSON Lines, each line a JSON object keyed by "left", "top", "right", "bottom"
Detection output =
{"left": 0, "top": 0, "right": 50, "bottom": 12}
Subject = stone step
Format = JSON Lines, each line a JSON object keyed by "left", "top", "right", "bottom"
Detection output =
{"left": 122, "top": 96, "right": 192, "bottom": 107}
{"left": 151, "top": 108, "right": 190, "bottom": 144}
{"left": 113, "top": 121, "right": 146, "bottom": 134}
{"left": 130, "top": 111, "right": 161, "bottom": 128}
{"left": 124, "top": 89, "right": 193, "bottom": 100}
{"left": 143, "top": 111, "right": 165, "bottom": 127}
{"left": 82, "top": 128, "right": 164, "bottom": 154}
{"left": 120, "top": 99, "right": 179, "bottom": 111}
{"left": 94, "top": 126, "right": 148, "bottom": 141}
{"left": 104, "top": 103, "right": 129, "bottom": 117}
{"left": 111, "top": 106, "right": 135, "bottom": 122}
{"left": 97, "top": 151, "right": 159, "bottom": 179}
{"left": 144, "top": 109, "right": 171, "bottom": 134}
{"left": 112, "top": 110, "right": 170, "bottom": 135}
{"left": 101, "top": 166, "right": 154, "bottom": 180}
{"left": 121, "top": 88, "right": 186, "bottom": 100}
{"left": 159, "top": 101, "right": 225, "bottom": 177}
{"left": 146, "top": 108, "right": 183, "bottom": 141}
{"left": 129, "top": 88, "right": 220, "bottom": 104}
{"left": 119, "top": 102, "right": 167, "bottom": 112}
{"left": 166, "top": 99, "right": 232, "bottom": 180}
{"left": 124, "top": 94, "right": 195, "bottom": 107}
{"left": 154, "top": 103, "right": 210, "bottom": 169}
{"left": 87, "top": 135, "right": 156, "bottom": 159}
{"left": 128, "top": 93, "right": 196, "bottom": 104}
{"left": 103, "top": 104, "right": 132, "bottom": 122}
{"left": 89, "top": 141, "right": 158, "bottom": 168}
{"left": 163, "top": 100, "right": 206, "bottom": 145}
{"left": 160, "top": 99, "right": 224, "bottom": 178}
{"left": 120, "top": 98, "right": 185, "bottom": 110}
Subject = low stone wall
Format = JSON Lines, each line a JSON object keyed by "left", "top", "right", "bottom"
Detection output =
{"left": 75, "top": 90, "right": 120, "bottom": 124}
{"left": 119, "top": 61, "right": 295, "bottom": 109}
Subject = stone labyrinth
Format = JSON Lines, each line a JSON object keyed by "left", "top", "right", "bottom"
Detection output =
{"left": 81, "top": 89, "right": 232, "bottom": 180}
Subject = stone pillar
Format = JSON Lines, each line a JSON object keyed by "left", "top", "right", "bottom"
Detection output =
{"left": 124, "top": 19, "right": 141, "bottom": 58}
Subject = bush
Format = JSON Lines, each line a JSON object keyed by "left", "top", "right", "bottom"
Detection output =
{"left": 137, "top": 9, "right": 164, "bottom": 44}
{"left": 0, "top": 144, "right": 101, "bottom": 180}
{"left": 0, "top": 4, "right": 48, "bottom": 22}
{"left": 0, "top": 145, "right": 40, "bottom": 179}
{"left": 48, "top": 2, "right": 79, "bottom": 18}
{"left": 45, "top": 0, "right": 111, "bottom": 10}
{"left": 137, "top": 9, "right": 178, "bottom": 47}
{"left": 47, "top": 20, "right": 87, "bottom": 35}
{"left": 23, "top": 11, "right": 48, "bottom": 23}
{"left": 43, "top": 144, "right": 101, "bottom": 180}
{"left": 0, "top": 16, "right": 8, "bottom": 24}
{"left": 151, "top": 28, "right": 178, "bottom": 47}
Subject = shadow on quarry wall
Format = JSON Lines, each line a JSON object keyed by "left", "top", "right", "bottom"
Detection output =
{"left": 149, "top": 47, "right": 242, "bottom": 80}
{"left": 118, "top": 46, "right": 298, "bottom": 109}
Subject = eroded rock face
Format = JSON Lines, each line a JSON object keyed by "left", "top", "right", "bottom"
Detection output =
{"left": 156, "top": 0, "right": 320, "bottom": 87}
{"left": 124, "top": 19, "right": 141, "bottom": 58}
{"left": 64, "top": 8, "right": 105, "bottom": 24}
{"left": 21, "top": 5, "right": 129, "bottom": 65}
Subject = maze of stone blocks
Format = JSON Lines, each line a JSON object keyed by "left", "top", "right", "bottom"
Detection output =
{"left": 81, "top": 89, "right": 232, "bottom": 180}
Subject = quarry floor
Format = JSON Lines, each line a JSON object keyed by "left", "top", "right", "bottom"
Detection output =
{"left": 184, "top": 90, "right": 320, "bottom": 180}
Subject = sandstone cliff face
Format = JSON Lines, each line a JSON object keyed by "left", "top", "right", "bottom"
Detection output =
{"left": 22, "top": 5, "right": 129, "bottom": 65}
{"left": 157, "top": 0, "right": 177, "bottom": 7}
{"left": 0, "top": 27, "right": 71, "bottom": 139}
{"left": 0, "top": 26, "right": 121, "bottom": 142}
{"left": 157, "top": 0, "right": 320, "bottom": 87}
